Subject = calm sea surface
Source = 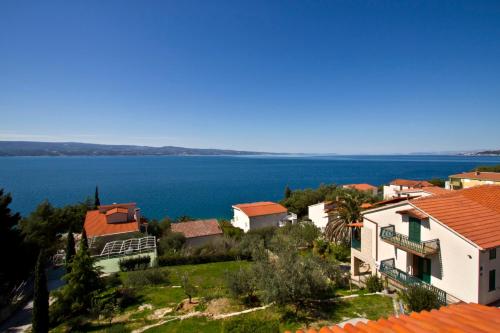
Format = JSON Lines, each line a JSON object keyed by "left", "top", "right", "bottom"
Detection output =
{"left": 1, "top": 155, "right": 499, "bottom": 219}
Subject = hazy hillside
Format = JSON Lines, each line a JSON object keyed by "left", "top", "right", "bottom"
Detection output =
{"left": 0, "top": 141, "right": 276, "bottom": 156}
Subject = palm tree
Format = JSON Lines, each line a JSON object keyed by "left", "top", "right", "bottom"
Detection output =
{"left": 324, "top": 191, "right": 363, "bottom": 244}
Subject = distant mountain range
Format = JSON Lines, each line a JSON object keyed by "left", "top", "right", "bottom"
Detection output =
{"left": 0, "top": 141, "right": 278, "bottom": 156}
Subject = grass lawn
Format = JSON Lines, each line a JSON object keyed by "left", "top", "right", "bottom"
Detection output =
{"left": 50, "top": 261, "right": 395, "bottom": 333}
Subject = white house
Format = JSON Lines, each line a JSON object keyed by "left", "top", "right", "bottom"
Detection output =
{"left": 383, "top": 179, "right": 434, "bottom": 199}
{"left": 351, "top": 185, "right": 500, "bottom": 305}
{"left": 231, "top": 201, "right": 293, "bottom": 232}
{"left": 308, "top": 201, "right": 336, "bottom": 232}
{"left": 394, "top": 186, "right": 450, "bottom": 198}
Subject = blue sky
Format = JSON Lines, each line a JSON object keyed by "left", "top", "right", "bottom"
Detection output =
{"left": 1, "top": 1, "right": 499, "bottom": 154}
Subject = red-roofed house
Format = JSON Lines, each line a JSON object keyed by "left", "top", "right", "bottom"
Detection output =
{"left": 84, "top": 203, "right": 144, "bottom": 239}
{"left": 171, "top": 219, "right": 223, "bottom": 247}
{"left": 343, "top": 183, "right": 378, "bottom": 196}
{"left": 383, "top": 178, "right": 435, "bottom": 199}
{"left": 351, "top": 185, "right": 500, "bottom": 305}
{"left": 448, "top": 170, "right": 500, "bottom": 190}
{"left": 231, "top": 201, "right": 294, "bottom": 232}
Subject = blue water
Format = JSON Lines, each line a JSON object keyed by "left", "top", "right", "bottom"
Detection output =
{"left": 1, "top": 155, "right": 499, "bottom": 219}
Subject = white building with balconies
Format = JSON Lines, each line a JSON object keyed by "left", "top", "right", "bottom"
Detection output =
{"left": 351, "top": 185, "right": 500, "bottom": 305}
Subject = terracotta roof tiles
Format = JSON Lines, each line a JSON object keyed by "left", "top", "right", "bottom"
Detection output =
{"left": 84, "top": 210, "right": 139, "bottom": 238}
{"left": 283, "top": 303, "right": 500, "bottom": 333}
{"left": 343, "top": 183, "right": 377, "bottom": 191}
{"left": 390, "top": 179, "right": 434, "bottom": 188}
{"left": 233, "top": 201, "right": 287, "bottom": 217}
{"left": 449, "top": 171, "right": 500, "bottom": 182}
{"left": 170, "top": 219, "right": 223, "bottom": 238}
{"left": 410, "top": 185, "right": 500, "bottom": 249}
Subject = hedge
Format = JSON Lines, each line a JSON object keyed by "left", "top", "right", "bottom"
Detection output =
{"left": 118, "top": 256, "right": 151, "bottom": 271}
{"left": 157, "top": 253, "right": 251, "bottom": 266}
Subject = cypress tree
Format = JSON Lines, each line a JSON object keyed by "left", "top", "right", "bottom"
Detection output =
{"left": 81, "top": 228, "right": 89, "bottom": 250}
{"left": 284, "top": 185, "right": 292, "bottom": 199}
{"left": 94, "top": 186, "right": 100, "bottom": 209}
{"left": 65, "top": 227, "right": 76, "bottom": 273}
{"left": 32, "top": 251, "right": 49, "bottom": 333}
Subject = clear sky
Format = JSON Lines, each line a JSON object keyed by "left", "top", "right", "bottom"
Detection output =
{"left": 1, "top": 1, "right": 499, "bottom": 154}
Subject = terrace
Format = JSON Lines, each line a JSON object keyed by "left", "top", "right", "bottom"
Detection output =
{"left": 380, "top": 225, "right": 439, "bottom": 257}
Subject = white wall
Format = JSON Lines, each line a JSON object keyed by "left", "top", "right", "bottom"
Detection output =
{"left": 249, "top": 212, "right": 288, "bottom": 230}
{"left": 308, "top": 202, "right": 329, "bottom": 231}
{"left": 478, "top": 248, "right": 500, "bottom": 304}
{"left": 361, "top": 202, "right": 482, "bottom": 303}
{"left": 231, "top": 208, "right": 250, "bottom": 232}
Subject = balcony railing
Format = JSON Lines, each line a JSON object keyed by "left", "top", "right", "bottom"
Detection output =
{"left": 380, "top": 259, "right": 447, "bottom": 304}
{"left": 380, "top": 225, "right": 439, "bottom": 257}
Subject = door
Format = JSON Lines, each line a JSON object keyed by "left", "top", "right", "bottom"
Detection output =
{"left": 417, "top": 257, "right": 431, "bottom": 283}
{"left": 409, "top": 217, "right": 421, "bottom": 243}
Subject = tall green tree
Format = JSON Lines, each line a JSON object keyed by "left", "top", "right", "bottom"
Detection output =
{"left": 284, "top": 185, "right": 292, "bottom": 199}
{"left": 94, "top": 186, "right": 100, "bottom": 209}
{"left": 52, "top": 241, "right": 102, "bottom": 321}
{"left": 0, "top": 189, "right": 30, "bottom": 305}
{"left": 81, "top": 228, "right": 89, "bottom": 250}
{"left": 32, "top": 251, "right": 49, "bottom": 333}
{"left": 65, "top": 227, "right": 76, "bottom": 273}
{"left": 324, "top": 192, "right": 363, "bottom": 244}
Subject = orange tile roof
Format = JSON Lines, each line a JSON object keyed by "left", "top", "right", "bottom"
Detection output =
{"left": 450, "top": 171, "right": 500, "bottom": 181}
{"left": 284, "top": 303, "right": 500, "bottom": 333}
{"left": 344, "top": 183, "right": 377, "bottom": 191}
{"left": 396, "top": 208, "right": 429, "bottom": 220}
{"left": 397, "top": 186, "right": 450, "bottom": 196}
{"left": 390, "top": 179, "right": 434, "bottom": 187}
{"left": 171, "top": 219, "right": 223, "bottom": 238}
{"left": 84, "top": 209, "right": 139, "bottom": 238}
{"left": 233, "top": 201, "right": 287, "bottom": 217}
{"left": 411, "top": 185, "right": 500, "bottom": 249}
{"left": 360, "top": 203, "right": 373, "bottom": 209}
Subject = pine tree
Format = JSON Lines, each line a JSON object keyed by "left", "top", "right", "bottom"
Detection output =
{"left": 94, "top": 186, "right": 100, "bottom": 209}
{"left": 284, "top": 185, "right": 292, "bottom": 199}
{"left": 32, "top": 251, "right": 49, "bottom": 333}
{"left": 62, "top": 241, "right": 102, "bottom": 314}
{"left": 65, "top": 227, "right": 76, "bottom": 273}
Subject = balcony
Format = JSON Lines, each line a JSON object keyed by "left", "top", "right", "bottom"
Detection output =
{"left": 380, "top": 225, "right": 439, "bottom": 257}
{"left": 379, "top": 259, "right": 447, "bottom": 304}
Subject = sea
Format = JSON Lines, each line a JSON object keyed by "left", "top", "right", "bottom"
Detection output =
{"left": 1, "top": 155, "right": 499, "bottom": 219}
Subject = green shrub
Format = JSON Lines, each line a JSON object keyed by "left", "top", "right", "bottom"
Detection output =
{"left": 223, "top": 316, "right": 279, "bottom": 333}
{"left": 158, "top": 231, "right": 186, "bottom": 255}
{"left": 105, "top": 323, "right": 131, "bottom": 333}
{"left": 124, "top": 268, "right": 170, "bottom": 287}
{"left": 330, "top": 243, "right": 350, "bottom": 262}
{"left": 118, "top": 256, "right": 151, "bottom": 272}
{"left": 313, "top": 239, "right": 330, "bottom": 256}
{"left": 157, "top": 253, "right": 250, "bottom": 266}
{"left": 365, "top": 274, "right": 383, "bottom": 292}
{"left": 398, "top": 285, "right": 441, "bottom": 312}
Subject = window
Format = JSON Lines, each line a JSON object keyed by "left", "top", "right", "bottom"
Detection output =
{"left": 489, "top": 270, "right": 496, "bottom": 292}
{"left": 490, "top": 248, "right": 497, "bottom": 260}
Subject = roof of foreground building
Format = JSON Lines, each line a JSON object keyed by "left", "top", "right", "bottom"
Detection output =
{"left": 284, "top": 303, "right": 500, "bottom": 333}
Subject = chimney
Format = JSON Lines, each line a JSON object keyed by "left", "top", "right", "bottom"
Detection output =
{"left": 476, "top": 170, "right": 480, "bottom": 176}
{"left": 134, "top": 208, "right": 141, "bottom": 227}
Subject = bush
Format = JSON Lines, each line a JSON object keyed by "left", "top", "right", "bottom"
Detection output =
{"left": 365, "top": 274, "right": 383, "bottom": 292}
{"left": 158, "top": 253, "right": 250, "bottom": 266}
{"left": 119, "top": 256, "right": 151, "bottom": 271}
{"left": 158, "top": 232, "right": 186, "bottom": 255}
{"left": 225, "top": 266, "right": 258, "bottom": 305}
{"left": 124, "top": 268, "right": 170, "bottom": 287}
{"left": 398, "top": 285, "right": 441, "bottom": 312}
{"left": 330, "top": 243, "right": 350, "bottom": 262}
{"left": 223, "top": 316, "right": 279, "bottom": 333}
